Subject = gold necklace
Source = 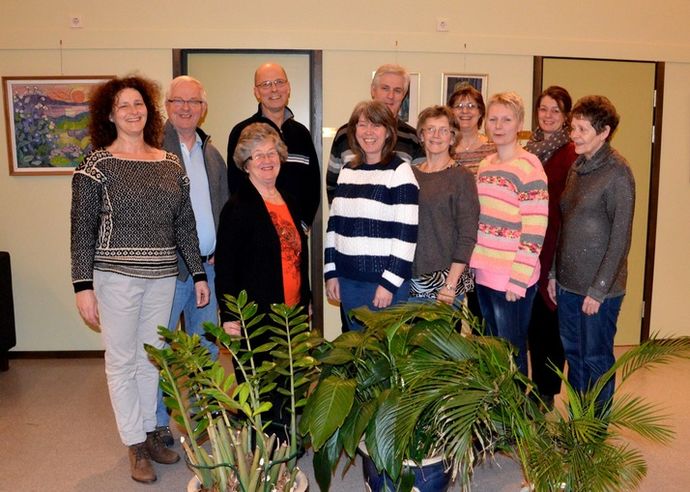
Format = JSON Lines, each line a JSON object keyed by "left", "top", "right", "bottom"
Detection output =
{"left": 461, "top": 135, "right": 478, "bottom": 151}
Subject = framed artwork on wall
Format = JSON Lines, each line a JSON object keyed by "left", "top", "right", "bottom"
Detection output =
{"left": 399, "top": 72, "right": 420, "bottom": 127}
{"left": 441, "top": 73, "right": 488, "bottom": 105}
{"left": 2, "top": 76, "right": 111, "bottom": 176}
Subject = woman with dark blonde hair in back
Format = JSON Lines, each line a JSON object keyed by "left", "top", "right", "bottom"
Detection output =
{"left": 448, "top": 83, "right": 496, "bottom": 175}
{"left": 525, "top": 85, "right": 578, "bottom": 409}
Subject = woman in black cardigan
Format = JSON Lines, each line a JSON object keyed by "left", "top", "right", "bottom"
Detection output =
{"left": 214, "top": 122, "right": 310, "bottom": 438}
{"left": 214, "top": 122, "right": 310, "bottom": 329}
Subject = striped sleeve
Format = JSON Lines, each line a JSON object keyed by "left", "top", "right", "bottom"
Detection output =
{"left": 509, "top": 156, "right": 548, "bottom": 294}
{"left": 380, "top": 162, "right": 418, "bottom": 291}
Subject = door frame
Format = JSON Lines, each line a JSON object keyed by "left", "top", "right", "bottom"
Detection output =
{"left": 533, "top": 56, "right": 664, "bottom": 343}
{"left": 172, "top": 49, "right": 325, "bottom": 334}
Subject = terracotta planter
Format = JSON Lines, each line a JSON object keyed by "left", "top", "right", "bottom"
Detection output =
{"left": 186, "top": 469, "right": 309, "bottom": 492}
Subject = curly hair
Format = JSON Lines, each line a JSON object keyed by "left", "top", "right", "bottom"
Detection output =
{"left": 571, "top": 95, "right": 619, "bottom": 141}
{"left": 447, "top": 83, "right": 487, "bottom": 128}
{"left": 88, "top": 75, "right": 164, "bottom": 149}
{"left": 346, "top": 100, "right": 397, "bottom": 168}
{"left": 233, "top": 122, "right": 288, "bottom": 171}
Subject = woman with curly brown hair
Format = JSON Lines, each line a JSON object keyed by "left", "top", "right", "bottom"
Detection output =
{"left": 70, "top": 75, "right": 210, "bottom": 483}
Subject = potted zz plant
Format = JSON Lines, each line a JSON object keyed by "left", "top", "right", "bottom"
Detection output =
{"left": 299, "top": 301, "right": 539, "bottom": 492}
{"left": 145, "top": 291, "right": 322, "bottom": 492}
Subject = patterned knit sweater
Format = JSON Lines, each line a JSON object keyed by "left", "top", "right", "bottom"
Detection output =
{"left": 324, "top": 155, "right": 419, "bottom": 294}
{"left": 470, "top": 151, "right": 548, "bottom": 296}
{"left": 71, "top": 149, "right": 206, "bottom": 292}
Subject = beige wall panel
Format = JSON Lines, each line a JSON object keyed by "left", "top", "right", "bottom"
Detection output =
{"left": 0, "top": 49, "right": 171, "bottom": 350}
{"left": 184, "top": 53, "right": 312, "bottom": 164}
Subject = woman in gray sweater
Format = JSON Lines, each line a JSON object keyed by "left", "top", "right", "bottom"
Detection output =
{"left": 410, "top": 105, "right": 479, "bottom": 305}
{"left": 547, "top": 95, "right": 635, "bottom": 411}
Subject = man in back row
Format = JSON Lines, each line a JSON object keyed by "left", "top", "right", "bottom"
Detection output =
{"left": 325, "top": 63, "right": 424, "bottom": 203}
{"left": 226, "top": 62, "right": 321, "bottom": 226}
{"left": 155, "top": 75, "right": 229, "bottom": 446}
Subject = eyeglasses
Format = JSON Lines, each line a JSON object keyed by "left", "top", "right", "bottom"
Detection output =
{"left": 255, "top": 79, "right": 288, "bottom": 90}
{"left": 245, "top": 150, "right": 279, "bottom": 163}
{"left": 452, "top": 102, "right": 478, "bottom": 110}
{"left": 422, "top": 126, "right": 451, "bottom": 136}
{"left": 167, "top": 98, "right": 205, "bottom": 109}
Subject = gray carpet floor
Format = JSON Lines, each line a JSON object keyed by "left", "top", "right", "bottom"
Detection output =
{"left": 1, "top": 351, "right": 689, "bottom": 491}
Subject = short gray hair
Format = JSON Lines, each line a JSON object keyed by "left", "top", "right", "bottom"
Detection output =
{"left": 233, "top": 123, "right": 288, "bottom": 170}
{"left": 371, "top": 64, "right": 410, "bottom": 93}
{"left": 166, "top": 75, "right": 207, "bottom": 102}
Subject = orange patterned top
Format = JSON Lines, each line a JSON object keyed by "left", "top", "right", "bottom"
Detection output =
{"left": 264, "top": 200, "right": 302, "bottom": 307}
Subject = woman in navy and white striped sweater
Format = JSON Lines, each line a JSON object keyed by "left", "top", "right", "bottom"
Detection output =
{"left": 325, "top": 100, "right": 419, "bottom": 331}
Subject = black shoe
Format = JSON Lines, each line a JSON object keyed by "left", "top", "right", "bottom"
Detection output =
{"left": 154, "top": 425, "right": 174, "bottom": 447}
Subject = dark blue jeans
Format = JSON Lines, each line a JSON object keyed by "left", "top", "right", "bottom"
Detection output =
{"left": 339, "top": 278, "right": 410, "bottom": 332}
{"left": 476, "top": 284, "right": 537, "bottom": 375}
{"left": 557, "top": 286, "right": 623, "bottom": 409}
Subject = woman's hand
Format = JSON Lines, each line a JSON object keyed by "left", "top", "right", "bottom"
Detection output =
{"left": 373, "top": 286, "right": 393, "bottom": 309}
{"left": 505, "top": 288, "right": 524, "bottom": 302}
{"left": 437, "top": 291, "right": 455, "bottom": 305}
{"left": 326, "top": 278, "right": 340, "bottom": 302}
{"left": 195, "top": 281, "right": 211, "bottom": 308}
{"left": 223, "top": 320, "right": 241, "bottom": 336}
{"left": 547, "top": 279, "right": 557, "bottom": 305}
{"left": 582, "top": 296, "right": 601, "bottom": 316}
{"left": 76, "top": 290, "right": 100, "bottom": 328}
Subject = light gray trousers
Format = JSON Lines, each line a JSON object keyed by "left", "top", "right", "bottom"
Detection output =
{"left": 94, "top": 271, "right": 175, "bottom": 446}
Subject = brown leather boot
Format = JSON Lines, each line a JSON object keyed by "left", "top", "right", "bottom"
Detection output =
{"left": 129, "top": 442, "right": 156, "bottom": 483}
{"left": 145, "top": 431, "right": 180, "bottom": 464}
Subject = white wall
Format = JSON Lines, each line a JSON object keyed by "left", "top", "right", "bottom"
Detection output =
{"left": 1, "top": 0, "right": 688, "bottom": 349}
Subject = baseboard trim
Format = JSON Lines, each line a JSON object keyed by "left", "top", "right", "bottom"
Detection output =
{"left": 8, "top": 350, "right": 105, "bottom": 359}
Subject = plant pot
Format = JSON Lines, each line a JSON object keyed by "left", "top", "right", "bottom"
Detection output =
{"left": 186, "top": 469, "right": 309, "bottom": 492}
{"left": 358, "top": 443, "right": 452, "bottom": 492}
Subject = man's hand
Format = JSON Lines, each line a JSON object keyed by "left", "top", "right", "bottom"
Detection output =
{"left": 195, "top": 281, "right": 210, "bottom": 308}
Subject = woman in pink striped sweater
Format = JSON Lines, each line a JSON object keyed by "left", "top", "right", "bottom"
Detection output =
{"left": 469, "top": 92, "right": 548, "bottom": 375}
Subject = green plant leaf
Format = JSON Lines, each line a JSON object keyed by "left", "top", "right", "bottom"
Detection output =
{"left": 303, "top": 376, "right": 356, "bottom": 450}
{"left": 318, "top": 347, "right": 355, "bottom": 364}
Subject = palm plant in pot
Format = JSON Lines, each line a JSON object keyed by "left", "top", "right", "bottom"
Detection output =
{"left": 145, "top": 291, "right": 322, "bottom": 492}
{"left": 299, "top": 301, "right": 539, "bottom": 492}
{"left": 514, "top": 336, "right": 690, "bottom": 492}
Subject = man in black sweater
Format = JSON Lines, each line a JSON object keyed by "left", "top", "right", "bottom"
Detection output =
{"left": 226, "top": 63, "right": 320, "bottom": 226}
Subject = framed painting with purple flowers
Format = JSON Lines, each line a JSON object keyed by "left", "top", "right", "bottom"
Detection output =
{"left": 2, "top": 76, "right": 112, "bottom": 175}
